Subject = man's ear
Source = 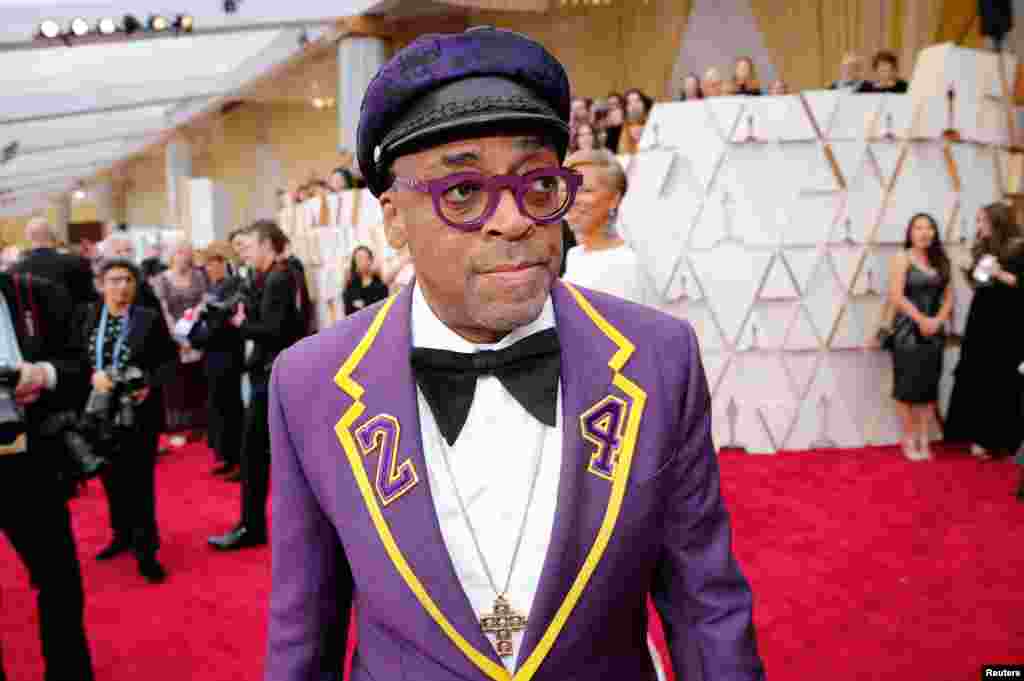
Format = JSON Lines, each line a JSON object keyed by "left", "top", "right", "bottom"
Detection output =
{"left": 381, "top": 195, "right": 409, "bottom": 251}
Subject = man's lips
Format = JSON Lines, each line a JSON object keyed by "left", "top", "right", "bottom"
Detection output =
{"left": 485, "top": 262, "right": 543, "bottom": 274}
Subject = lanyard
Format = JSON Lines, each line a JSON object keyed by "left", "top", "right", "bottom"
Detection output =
{"left": 95, "top": 305, "right": 130, "bottom": 371}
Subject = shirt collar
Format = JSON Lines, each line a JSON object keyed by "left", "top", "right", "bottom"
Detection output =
{"left": 411, "top": 281, "right": 555, "bottom": 353}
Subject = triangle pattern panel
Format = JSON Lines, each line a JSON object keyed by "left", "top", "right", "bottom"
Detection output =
{"left": 829, "top": 300, "right": 869, "bottom": 350}
{"left": 701, "top": 351, "right": 731, "bottom": 399}
{"left": 851, "top": 245, "right": 899, "bottom": 296}
{"left": 828, "top": 245, "right": 867, "bottom": 292}
{"left": 827, "top": 141, "right": 871, "bottom": 188}
{"left": 715, "top": 144, "right": 788, "bottom": 246}
{"left": 836, "top": 176, "right": 884, "bottom": 244}
{"left": 781, "top": 348, "right": 822, "bottom": 399}
{"left": 782, "top": 191, "right": 842, "bottom": 247}
{"left": 868, "top": 141, "right": 903, "bottom": 189}
{"left": 949, "top": 143, "right": 1001, "bottom": 238}
{"left": 730, "top": 95, "right": 816, "bottom": 143}
{"left": 800, "top": 90, "right": 842, "bottom": 138}
{"left": 704, "top": 96, "right": 748, "bottom": 142}
{"left": 786, "top": 141, "right": 842, "bottom": 192}
{"left": 863, "top": 364, "right": 904, "bottom": 446}
{"left": 828, "top": 91, "right": 883, "bottom": 140}
{"left": 736, "top": 300, "right": 796, "bottom": 351}
{"left": 689, "top": 243, "right": 773, "bottom": 348}
{"left": 758, "top": 253, "right": 801, "bottom": 300}
{"left": 622, "top": 157, "right": 702, "bottom": 298}
{"left": 688, "top": 190, "right": 729, "bottom": 250}
{"left": 712, "top": 353, "right": 796, "bottom": 454}
{"left": 784, "top": 359, "right": 865, "bottom": 450}
{"left": 947, "top": 252, "right": 975, "bottom": 337}
{"left": 802, "top": 252, "right": 847, "bottom": 343}
{"left": 783, "top": 247, "right": 824, "bottom": 296}
{"left": 818, "top": 352, "right": 891, "bottom": 441}
{"left": 844, "top": 295, "right": 886, "bottom": 343}
{"left": 782, "top": 303, "right": 822, "bottom": 352}
{"left": 874, "top": 141, "right": 957, "bottom": 245}
{"left": 868, "top": 93, "right": 913, "bottom": 139}
{"left": 682, "top": 301, "right": 727, "bottom": 354}
{"left": 617, "top": 150, "right": 677, "bottom": 213}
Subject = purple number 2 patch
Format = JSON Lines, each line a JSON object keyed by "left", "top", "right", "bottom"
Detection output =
{"left": 355, "top": 414, "right": 419, "bottom": 506}
{"left": 580, "top": 396, "right": 628, "bottom": 480}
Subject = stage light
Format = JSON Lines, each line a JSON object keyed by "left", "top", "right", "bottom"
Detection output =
{"left": 174, "top": 14, "right": 194, "bottom": 33}
{"left": 70, "top": 17, "right": 90, "bottom": 37}
{"left": 123, "top": 14, "right": 141, "bottom": 34}
{"left": 97, "top": 17, "right": 118, "bottom": 35}
{"left": 148, "top": 15, "right": 170, "bottom": 32}
{"left": 38, "top": 20, "right": 61, "bottom": 39}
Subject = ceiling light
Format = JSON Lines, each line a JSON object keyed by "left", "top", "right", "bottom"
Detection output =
{"left": 123, "top": 14, "right": 141, "bottom": 34}
{"left": 72, "top": 189, "right": 86, "bottom": 201}
{"left": 70, "top": 17, "right": 90, "bottom": 37}
{"left": 97, "top": 17, "right": 118, "bottom": 35}
{"left": 174, "top": 14, "right": 194, "bottom": 33}
{"left": 312, "top": 97, "right": 325, "bottom": 109}
{"left": 148, "top": 15, "right": 170, "bottom": 32}
{"left": 38, "top": 20, "right": 61, "bottom": 39}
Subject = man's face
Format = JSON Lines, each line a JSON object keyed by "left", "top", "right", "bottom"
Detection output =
{"left": 110, "top": 240, "right": 134, "bottom": 260}
{"left": 381, "top": 134, "right": 564, "bottom": 343}
{"left": 102, "top": 267, "right": 137, "bottom": 307}
{"left": 231, "top": 234, "right": 253, "bottom": 261}
{"left": 204, "top": 257, "right": 227, "bottom": 282}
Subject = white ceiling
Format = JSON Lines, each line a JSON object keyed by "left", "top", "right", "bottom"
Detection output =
{"left": 0, "top": 0, "right": 390, "bottom": 214}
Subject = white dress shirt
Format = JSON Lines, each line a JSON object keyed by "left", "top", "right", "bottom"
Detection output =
{"left": 411, "top": 283, "right": 562, "bottom": 672}
{"left": 563, "top": 243, "right": 657, "bottom": 307}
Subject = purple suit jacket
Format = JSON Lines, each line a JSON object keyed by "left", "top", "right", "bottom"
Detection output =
{"left": 266, "top": 281, "right": 764, "bottom": 681}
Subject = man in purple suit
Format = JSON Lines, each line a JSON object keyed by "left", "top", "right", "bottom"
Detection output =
{"left": 266, "top": 26, "right": 764, "bottom": 681}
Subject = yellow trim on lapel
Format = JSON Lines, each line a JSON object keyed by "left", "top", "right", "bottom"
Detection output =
{"left": 513, "top": 281, "right": 648, "bottom": 680}
{"left": 333, "top": 283, "right": 648, "bottom": 681}
{"left": 333, "top": 294, "right": 511, "bottom": 681}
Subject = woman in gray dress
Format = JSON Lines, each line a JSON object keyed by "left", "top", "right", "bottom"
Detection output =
{"left": 887, "top": 213, "right": 954, "bottom": 461}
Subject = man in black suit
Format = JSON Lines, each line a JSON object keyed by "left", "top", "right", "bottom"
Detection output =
{"left": 208, "top": 221, "right": 307, "bottom": 551}
{"left": 73, "top": 259, "right": 178, "bottom": 583}
{"left": 0, "top": 270, "right": 95, "bottom": 681}
{"left": 12, "top": 218, "right": 98, "bottom": 308}
{"left": 188, "top": 242, "right": 246, "bottom": 478}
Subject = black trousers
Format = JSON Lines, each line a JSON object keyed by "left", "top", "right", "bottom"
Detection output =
{"left": 206, "top": 366, "right": 244, "bottom": 466}
{"left": 98, "top": 427, "right": 160, "bottom": 557}
{"left": 0, "top": 453, "right": 94, "bottom": 681}
{"left": 240, "top": 378, "right": 270, "bottom": 535}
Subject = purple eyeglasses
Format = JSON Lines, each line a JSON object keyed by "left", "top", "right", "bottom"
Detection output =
{"left": 391, "top": 166, "right": 583, "bottom": 232}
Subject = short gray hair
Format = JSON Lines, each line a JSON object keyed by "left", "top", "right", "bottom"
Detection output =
{"left": 564, "top": 148, "right": 628, "bottom": 196}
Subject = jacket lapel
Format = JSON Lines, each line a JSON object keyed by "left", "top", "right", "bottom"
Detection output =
{"left": 514, "top": 281, "right": 648, "bottom": 680}
{"left": 332, "top": 285, "right": 509, "bottom": 681}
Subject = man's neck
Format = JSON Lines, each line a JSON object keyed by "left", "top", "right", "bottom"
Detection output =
{"left": 579, "top": 231, "right": 624, "bottom": 251}
{"left": 107, "top": 302, "right": 130, "bottom": 316}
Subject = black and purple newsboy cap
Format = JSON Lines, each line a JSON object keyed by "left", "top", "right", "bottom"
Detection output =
{"left": 357, "top": 26, "right": 572, "bottom": 197}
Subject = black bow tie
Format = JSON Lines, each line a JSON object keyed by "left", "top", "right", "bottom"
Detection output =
{"left": 410, "top": 328, "right": 560, "bottom": 446}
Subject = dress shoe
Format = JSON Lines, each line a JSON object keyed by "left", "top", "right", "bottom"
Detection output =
{"left": 211, "top": 463, "right": 238, "bottom": 476}
{"left": 137, "top": 556, "right": 167, "bottom": 584}
{"left": 208, "top": 526, "right": 267, "bottom": 551}
{"left": 96, "top": 539, "right": 130, "bottom": 561}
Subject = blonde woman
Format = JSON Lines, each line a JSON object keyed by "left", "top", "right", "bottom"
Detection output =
{"left": 563, "top": 148, "right": 656, "bottom": 307}
{"left": 732, "top": 56, "right": 762, "bottom": 95}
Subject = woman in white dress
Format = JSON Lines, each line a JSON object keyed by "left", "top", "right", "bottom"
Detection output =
{"left": 562, "top": 148, "right": 656, "bottom": 307}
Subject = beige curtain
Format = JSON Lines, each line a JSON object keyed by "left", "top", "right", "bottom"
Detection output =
{"left": 470, "top": 0, "right": 690, "bottom": 99}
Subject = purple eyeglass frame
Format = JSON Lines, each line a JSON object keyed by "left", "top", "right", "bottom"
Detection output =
{"left": 391, "top": 166, "right": 583, "bottom": 232}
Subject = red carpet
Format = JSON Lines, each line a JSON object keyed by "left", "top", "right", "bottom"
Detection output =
{"left": 3, "top": 441, "right": 1023, "bottom": 680}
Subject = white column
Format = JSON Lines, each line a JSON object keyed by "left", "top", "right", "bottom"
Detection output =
{"left": 92, "top": 180, "right": 116, "bottom": 223}
{"left": 249, "top": 143, "right": 282, "bottom": 222}
{"left": 337, "top": 36, "right": 389, "bottom": 154}
{"left": 51, "top": 194, "right": 71, "bottom": 243}
{"left": 165, "top": 138, "right": 193, "bottom": 229}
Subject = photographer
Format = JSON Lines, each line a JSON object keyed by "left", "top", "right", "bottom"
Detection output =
{"left": 209, "top": 220, "right": 307, "bottom": 551}
{"left": 188, "top": 242, "right": 245, "bottom": 478}
{"left": 0, "top": 271, "right": 94, "bottom": 681}
{"left": 73, "top": 259, "right": 178, "bottom": 583}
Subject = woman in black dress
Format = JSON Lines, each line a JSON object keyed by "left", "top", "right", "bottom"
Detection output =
{"left": 945, "top": 202, "right": 1024, "bottom": 460}
{"left": 343, "top": 246, "right": 390, "bottom": 316}
{"left": 888, "top": 213, "right": 954, "bottom": 461}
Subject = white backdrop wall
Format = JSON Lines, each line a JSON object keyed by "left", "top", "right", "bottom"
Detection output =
{"left": 618, "top": 45, "right": 1013, "bottom": 453}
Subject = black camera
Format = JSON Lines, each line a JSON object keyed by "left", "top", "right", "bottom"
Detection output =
{"left": 81, "top": 366, "right": 147, "bottom": 437}
{"left": 38, "top": 411, "right": 109, "bottom": 482}
{"left": 199, "top": 278, "right": 255, "bottom": 331}
{"left": 0, "top": 364, "right": 25, "bottom": 445}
